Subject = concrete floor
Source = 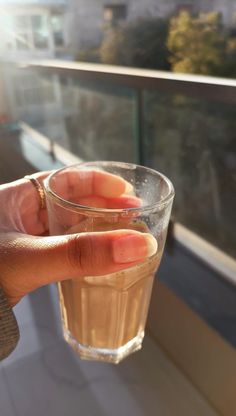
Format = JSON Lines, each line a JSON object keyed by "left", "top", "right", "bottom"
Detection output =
{"left": 0, "top": 285, "right": 218, "bottom": 416}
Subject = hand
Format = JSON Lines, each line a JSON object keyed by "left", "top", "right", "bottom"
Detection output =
{"left": 0, "top": 170, "right": 156, "bottom": 306}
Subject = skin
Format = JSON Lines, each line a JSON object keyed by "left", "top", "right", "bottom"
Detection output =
{"left": 0, "top": 170, "right": 151, "bottom": 306}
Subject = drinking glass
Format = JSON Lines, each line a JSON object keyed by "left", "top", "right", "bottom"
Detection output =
{"left": 44, "top": 161, "right": 174, "bottom": 363}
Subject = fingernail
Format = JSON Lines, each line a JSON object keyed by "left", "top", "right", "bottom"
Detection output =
{"left": 125, "top": 181, "right": 135, "bottom": 195}
{"left": 112, "top": 232, "right": 158, "bottom": 264}
{"left": 143, "top": 233, "right": 158, "bottom": 257}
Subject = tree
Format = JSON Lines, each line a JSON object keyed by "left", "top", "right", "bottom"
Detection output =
{"left": 100, "top": 18, "right": 170, "bottom": 70}
{"left": 167, "top": 11, "right": 226, "bottom": 76}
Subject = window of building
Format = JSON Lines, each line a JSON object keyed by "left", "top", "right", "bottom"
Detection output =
{"left": 15, "top": 15, "right": 28, "bottom": 30}
{"left": 51, "top": 14, "right": 64, "bottom": 47}
{"left": 11, "top": 13, "right": 50, "bottom": 51}
{"left": 14, "top": 15, "right": 31, "bottom": 50}
{"left": 31, "top": 15, "right": 49, "bottom": 50}
{"left": 16, "top": 33, "right": 30, "bottom": 50}
{"left": 104, "top": 4, "right": 127, "bottom": 25}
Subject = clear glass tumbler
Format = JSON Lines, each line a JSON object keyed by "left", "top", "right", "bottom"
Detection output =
{"left": 44, "top": 162, "right": 174, "bottom": 363}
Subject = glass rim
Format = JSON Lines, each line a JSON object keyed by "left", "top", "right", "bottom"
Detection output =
{"left": 44, "top": 161, "right": 175, "bottom": 214}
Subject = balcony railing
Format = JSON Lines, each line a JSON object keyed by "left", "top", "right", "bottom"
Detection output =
{"left": 0, "top": 57, "right": 236, "bottom": 362}
{"left": 1, "top": 59, "right": 236, "bottom": 286}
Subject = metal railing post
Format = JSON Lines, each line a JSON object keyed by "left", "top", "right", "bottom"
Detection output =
{"left": 136, "top": 88, "right": 145, "bottom": 166}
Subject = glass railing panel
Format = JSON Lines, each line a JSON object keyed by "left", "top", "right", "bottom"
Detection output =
{"left": 143, "top": 91, "right": 236, "bottom": 258}
{"left": 5, "top": 65, "right": 139, "bottom": 164}
{"left": 3, "top": 63, "right": 236, "bottom": 258}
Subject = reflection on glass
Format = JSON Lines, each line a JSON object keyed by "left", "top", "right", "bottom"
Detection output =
{"left": 61, "top": 82, "right": 137, "bottom": 162}
{"left": 143, "top": 91, "right": 236, "bottom": 257}
{"left": 12, "top": 70, "right": 137, "bottom": 162}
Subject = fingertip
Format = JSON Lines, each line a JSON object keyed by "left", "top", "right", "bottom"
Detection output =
{"left": 77, "top": 196, "right": 107, "bottom": 208}
{"left": 142, "top": 233, "right": 158, "bottom": 257}
{"left": 111, "top": 230, "right": 157, "bottom": 264}
{"left": 125, "top": 181, "right": 135, "bottom": 195}
{"left": 107, "top": 195, "right": 142, "bottom": 209}
{"left": 94, "top": 171, "right": 127, "bottom": 197}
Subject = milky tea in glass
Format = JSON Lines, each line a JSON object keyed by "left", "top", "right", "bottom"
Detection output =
{"left": 44, "top": 162, "right": 174, "bottom": 363}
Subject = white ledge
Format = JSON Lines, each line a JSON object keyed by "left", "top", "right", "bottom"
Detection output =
{"left": 174, "top": 222, "right": 236, "bottom": 286}
{"left": 18, "top": 59, "right": 236, "bottom": 87}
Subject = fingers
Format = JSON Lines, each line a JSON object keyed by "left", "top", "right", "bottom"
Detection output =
{"left": 25, "top": 171, "right": 52, "bottom": 185}
{"left": 74, "top": 195, "right": 141, "bottom": 209}
{"left": 0, "top": 173, "right": 51, "bottom": 235}
{"left": 92, "top": 171, "right": 128, "bottom": 198}
{"left": 1, "top": 168, "right": 139, "bottom": 238}
{"left": 106, "top": 195, "right": 141, "bottom": 209}
{"left": 47, "top": 193, "right": 142, "bottom": 234}
{"left": 26, "top": 169, "right": 140, "bottom": 211}
{"left": 0, "top": 231, "right": 157, "bottom": 305}
{"left": 49, "top": 170, "right": 134, "bottom": 200}
{"left": 45, "top": 169, "right": 141, "bottom": 231}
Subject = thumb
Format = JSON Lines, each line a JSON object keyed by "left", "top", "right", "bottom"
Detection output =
{"left": 0, "top": 230, "right": 157, "bottom": 305}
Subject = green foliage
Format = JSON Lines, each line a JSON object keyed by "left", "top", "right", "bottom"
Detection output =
{"left": 167, "top": 11, "right": 236, "bottom": 77}
{"left": 100, "top": 18, "right": 170, "bottom": 70}
{"left": 76, "top": 11, "right": 236, "bottom": 78}
{"left": 167, "top": 11, "right": 226, "bottom": 75}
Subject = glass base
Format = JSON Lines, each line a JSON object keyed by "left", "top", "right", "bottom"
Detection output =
{"left": 63, "top": 327, "right": 144, "bottom": 364}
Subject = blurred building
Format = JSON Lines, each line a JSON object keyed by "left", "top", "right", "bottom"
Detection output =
{"left": 0, "top": 0, "right": 235, "bottom": 59}
{"left": 0, "top": 0, "right": 68, "bottom": 59}
{"left": 0, "top": 0, "right": 235, "bottom": 128}
{"left": 0, "top": 1, "right": 69, "bottom": 129}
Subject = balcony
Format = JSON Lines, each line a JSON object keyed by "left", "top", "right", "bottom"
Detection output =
{"left": 0, "top": 60, "right": 236, "bottom": 416}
